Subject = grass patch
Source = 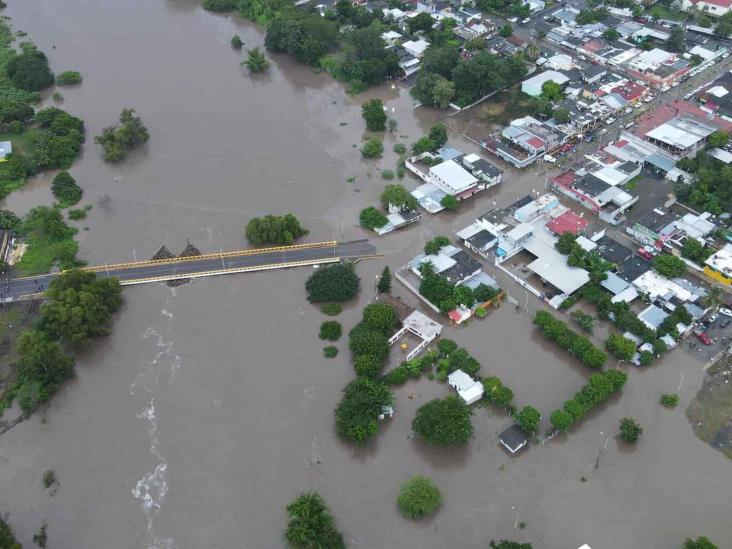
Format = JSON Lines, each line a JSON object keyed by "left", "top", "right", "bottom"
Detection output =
{"left": 687, "top": 359, "right": 732, "bottom": 459}
{"left": 14, "top": 207, "right": 83, "bottom": 275}
{"left": 646, "top": 5, "right": 686, "bottom": 21}
{"left": 67, "top": 208, "right": 86, "bottom": 220}
{"left": 476, "top": 85, "right": 540, "bottom": 127}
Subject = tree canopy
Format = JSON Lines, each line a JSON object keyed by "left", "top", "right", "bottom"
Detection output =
{"left": 684, "top": 537, "right": 718, "bottom": 549}
{"left": 397, "top": 476, "right": 442, "bottom": 519}
{"left": 0, "top": 516, "right": 22, "bottom": 549}
{"left": 265, "top": 10, "right": 339, "bottom": 65}
{"left": 94, "top": 108, "right": 149, "bottom": 162}
{"left": 243, "top": 48, "right": 269, "bottom": 73}
{"left": 361, "top": 98, "right": 386, "bottom": 131}
{"left": 359, "top": 206, "right": 388, "bottom": 229}
{"left": 245, "top": 213, "right": 308, "bottom": 246}
{"left": 6, "top": 49, "right": 54, "bottom": 91}
{"left": 51, "top": 171, "right": 82, "bottom": 207}
{"left": 284, "top": 492, "right": 345, "bottom": 549}
{"left": 413, "top": 395, "right": 473, "bottom": 446}
{"left": 381, "top": 184, "right": 418, "bottom": 211}
{"left": 652, "top": 254, "right": 686, "bottom": 278}
{"left": 306, "top": 263, "right": 360, "bottom": 302}
{"left": 335, "top": 377, "right": 393, "bottom": 443}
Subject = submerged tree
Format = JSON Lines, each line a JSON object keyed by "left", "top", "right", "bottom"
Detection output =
{"left": 243, "top": 48, "right": 269, "bottom": 73}
{"left": 94, "top": 108, "right": 149, "bottom": 162}
{"left": 284, "top": 492, "right": 345, "bottom": 548}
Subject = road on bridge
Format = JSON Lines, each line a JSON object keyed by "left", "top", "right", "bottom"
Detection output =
{"left": 0, "top": 240, "right": 377, "bottom": 301}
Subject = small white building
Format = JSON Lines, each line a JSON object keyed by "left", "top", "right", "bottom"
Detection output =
{"left": 403, "top": 39, "right": 430, "bottom": 59}
{"left": 521, "top": 70, "right": 569, "bottom": 97}
{"left": 381, "top": 30, "right": 403, "bottom": 47}
{"left": 682, "top": 0, "right": 732, "bottom": 16}
{"left": 448, "top": 369, "right": 484, "bottom": 405}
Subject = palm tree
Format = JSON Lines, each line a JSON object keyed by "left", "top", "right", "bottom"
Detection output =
{"left": 702, "top": 286, "right": 723, "bottom": 310}
{"left": 526, "top": 44, "right": 540, "bottom": 60}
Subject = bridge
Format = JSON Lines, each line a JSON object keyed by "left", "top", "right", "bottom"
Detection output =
{"left": 1, "top": 240, "right": 378, "bottom": 301}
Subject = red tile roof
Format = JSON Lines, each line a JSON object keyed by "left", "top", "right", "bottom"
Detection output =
{"left": 692, "top": 0, "right": 731, "bottom": 7}
{"left": 545, "top": 211, "right": 589, "bottom": 235}
{"left": 552, "top": 170, "right": 577, "bottom": 187}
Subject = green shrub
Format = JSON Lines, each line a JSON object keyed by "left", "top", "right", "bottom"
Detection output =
{"left": 231, "top": 35, "right": 243, "bottom": 49}
{"left": 474, "top": 306, "right": 487, "bottom": 318}
{"left": 361, "top": 138, "right": 384, "bottom": 158}
{"left": 335, "top": 377, "right": 392, "bottom": 443}
{"left": 323, "top": 346, "right": 338, "bottom": 358}
{"left": 619, "top": 417, "right": 642, "bottom": 443}
{"left": 393, "top": 143, "right": 407, "bottom": 154}
{"left": 68, "top": 208, "right": 86, "bottom": 220}
{"left": 354, "top": 354, "right": 384, "bottom": 378}
{"left": 359, "top": 206, "right": 388, "bottom": 229}
{"left": 51, "top": 171, "right": 82, "bottom": 207}
{"left": 361, "top": 302, "right": 397, "bottom": 334}
{"left": 397, "top": 476, "right": 442, "bottom": 520}
{"left": 660, "top": 393, "right": 679, "bottom": 408}
{"left": 245, "top": 213, "right": 308, "bottom": 246}
{"left": 381, "top": 169, "right": 395, "bottom": 180}
{"left": 56, "top": 71, "right": 82, "bottom": 85}
{"left": 413, "top": 395, "right": 473, "bottom": 446}
{"left": 306, "top": 263, "right": 359, "bottom": 302}
{"left": 285, "top": 492, "right": 345, "bottom": 549}
{"left": 203, "top": 0, "right": 236, "bottom": 12}
{"left": 319, "top": 321, "right": 342, "bottom": 341}
{"left": 383, "top": 364, "right": 409, "bottom": 385}
{"left": 533, "top": 311, "right": 607, "bottom": 368}
{"left": 320, "top": 303, "right": 342, "bottom": 316}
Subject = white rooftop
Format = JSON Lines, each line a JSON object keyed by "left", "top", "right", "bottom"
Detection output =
{"left": 632, "top": 270, "right": 695, "bottom": 302}
{"left": 523, "top": 236, "right": 590, "bottom": 295}
{"left": 0, "top": 141, "right": 12, "bottom": 158}
{"left": 705, "top": 243, "right": 732, "bottom": 276}
{"left": 646, "top": 116, "right": 716, "bottom": 151}
{"left": 403, "top": 39, "right": 430, "bottom": 57}
{"left": 429, "top": 160, "right": 478, "bottom": 194}
{"left": 676, "top": 212, "right": 716, "bottom": 239}
{"left": 402, "top": 310, "right": 442, "bottom": 340}
{"left": 448, "top": 369, "right": 484, "bottom": 405}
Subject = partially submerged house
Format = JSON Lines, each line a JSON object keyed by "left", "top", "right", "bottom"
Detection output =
{"left": 447, "top": 369, "right": 484, "bottom": 405}
{"left": 499, "top": 424, "right": 528, "bottom": 454}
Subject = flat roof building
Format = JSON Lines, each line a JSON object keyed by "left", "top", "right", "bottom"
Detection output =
{"left": 448, "top": 370, "right": 484, "bottom": 405}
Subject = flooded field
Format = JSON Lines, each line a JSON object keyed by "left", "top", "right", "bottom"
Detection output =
{"left": 0, "top": 1, "right": 731, "bottom": 548}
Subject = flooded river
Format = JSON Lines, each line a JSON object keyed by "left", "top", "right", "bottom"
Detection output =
{"left": 1, "top": 1, "right": 730, "bottom": 548}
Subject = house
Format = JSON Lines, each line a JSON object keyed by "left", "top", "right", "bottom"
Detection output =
{"left": 521, "top": 70, "right": 570, "bottom": 97}
{"left": 545, "top": 210, "right": 589, "bottom": 235}
{"left": 461, "top": 153, "right": 503, "bottom": 188}
{"left": 486, "top": 116, "right": 566, "bottom": 168}
{"left": 582, "top": 64, "right": 607, "bottom": 84}
{"left": 499, "top": 424, "right": 528, "bottom": 454}
{"left": 704, "top": 243, "right": 732, "bottom": 285}
{"left": 403, "top": 39, "right": 430, "bottom": 58}
{"left": 381, "top": 30, "right": 403, "bottom": 47}
{"left": 448, "top": 370, "right": 484, "bottom": 405}
{"left": 623, "top": 48, "right": 691, "bottom": 88}
{"left": 409, "top": 245, "right": 483, "bottom": 286}
{"left": 514, "top": 193, "right": 560, "bottom": 223}
{"left": 388, "top": 309, "right": 443, "bottom": 359}
{"left": 525, "top": 0, "right": 545, "bottom": 12}
{"left": 428, "top": 160, "right": 479, "bottom": 198}
{"left": 682, "top": 0, "right": 732, "bottom": 16}
{"left": 0, "top": 141, "right": 12, "bottom": 162}
{"left": 551, "top": 170, "right": 639, "bottom": 225}
{"left": 373, "top": 204, "right": 422, "bottom": 236}
{"left": 627, "top": 208, "right": 679, "bottom": 248}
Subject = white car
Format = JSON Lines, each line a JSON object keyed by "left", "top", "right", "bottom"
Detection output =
{"left": 720, "top": 307, "right": 732, "bottom": 317}
{"left": 606, "top": 117, "right": 616, "bottom": 124}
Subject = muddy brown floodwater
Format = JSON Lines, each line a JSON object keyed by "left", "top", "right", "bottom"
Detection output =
{"left": 1, "top": 1, "right": 731, "bottom": 548}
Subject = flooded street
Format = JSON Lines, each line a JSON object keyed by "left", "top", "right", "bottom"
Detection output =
{"left": 1, "top": 1, "right": 731, "bottom": 548}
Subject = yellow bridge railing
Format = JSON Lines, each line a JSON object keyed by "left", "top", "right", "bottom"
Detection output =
{"left": 80, "top": 240, "right": 338, "bottom": 273}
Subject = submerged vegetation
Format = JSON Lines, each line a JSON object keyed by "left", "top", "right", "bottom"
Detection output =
{"left": 245, "top": 213, "right": 308, "bottom": 246}
{"left": 94, "top": 108, "right": 149, "bottom": 162}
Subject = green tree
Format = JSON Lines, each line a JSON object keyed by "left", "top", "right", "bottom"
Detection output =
{"left": 541, "top": 80, "right": 564, "bottom": 102}
{"left": 660, "top": 393, "right": 679, "bottom": 408}
{"left": 516, "top": 406, "right": 541, "bottom": 435}
{"left": 701, "top": 286, "right": 724, "bottom": 310}
{"left": 335, "top": 377, "right": 392, "bottom": 443}
{"left": 354, "top": 353, "right": 383, "bottom": 378}
{"left": 349, "top": 323, "right": 390, "bottom": 361}
{"left": 361, "top": 138, "right": 384, "bottom": 158}
{"left": 440, "top": 195, "right": 459, "bottom": 210}
{"left": 681, "top": 238, "right": 712, "bottom": 264}
{"left": 666, "top": 26, "right": 685, "bottom": 53}
{"left": 359, "top": 206, "right": 388, "bottom": 229}
{"left": 231, "top": 35, "right": 243, "bottom": 49}
{"left": 413, "top": 395, "right": 473, "bottom": 446}
{"left": 684, "top": 536, "right": 718, "bottom": 549}
{"left": 203, "top": 0, "right": 236, "bottom": 11}
{"left": 94, "top": 108, "right": 149, "bottom": 162}
{"left": 362, "top": 302, "right": 397, "bottom": 334}
{"left": 619, "top": 417, "right": 642, "bottom": 443}
{"left": 397, "top": 476, "right": 442, "bottom": 519}
{"left": 323, "top": 346, "right": 338, "bottom": 358}
{"left": 407, "top": 12, "right": 435, "bottom": 34}
{"left": 244, "top": 48, "right": 269, "bottom": 72}
{"left": 499, "top": 24, "right": 513, "bottom": 37}
{"left": 432, "top": 78, "right": 455, "bottom": 108}
{"left": 555, "top": 231, "right": 578, "bottom": 254}
{"left": 652, "top": 254, "right": 686, "bottom": 278}
{"left": 284, "top": 492, "right": 345, "bottom": 549}
{"left": 412, "top": 136, "right": 437, "bottom": 154}
{"left": 474, "top": 283, "right": 499, "bottom": 302}
{"left": 380, "top": 184, "right": 418, "bottom": 210}
{"left": 0, "top": 209, "right": 21, "bottom": 230}
{"left": 570, "top": 310, "right": 594, "bottom": 333}
{"left": 553, "top": 107, "right": 570, "bottom": 123}
{"left": 319, "top": 321, "right": 342, "bottom": 341}
{"left": 245, "top": 214, "right": 308, "bottom": 245}
{"left": 424, "top": 236, "right": 450, "bottom": 255}
{"left": 606, "top": 334, "right": 637, "bottom": 361}
{"left": 40, "top": 269, "right": 123, "bottom": 347}
{"left": 603, "top": 28, "right": 620, "bottom": 40}
{"left": 526, "top": 44, "right": 540, "bottom": 60}
{"left": 550, "top": 409, "right": 573, "bottom": 432}
{"left": 56, "top": 70, "right": 82, "bottom": 85}
{"left": 0, "top": 516, "right": 22, "bottom": 549}
{"left": 377, "top": 266, "right": 391, "bottom": 293}
{"left": 5, "top": 49, "right": 54, "bottom": 91}
{"left": 306, "top": 263, "right": 360, "bottom": 302}
{"left": 51, "top": 171, "right": 82, "bottom": 207}
{"left": 428, "top": 125, "right": 447, "bottom": 148}
{"left": 361, "top": 98, "right": 387, "bottom": 131}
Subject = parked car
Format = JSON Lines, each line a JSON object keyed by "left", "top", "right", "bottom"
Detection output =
{"left": 695, "top": 330, "right": 712, "bottom": 345}
{"left": 706, "top": 313, "right": 719, "bottom": 325}
{"left": 721, "top": 318, "right": 730, "bottom": 328}
{"left": 720, "top": 307, "right": 732, "bottom": 318}
{"left": 637, "top": 247, "right": 654, "bottom": 260}
{"left": 606, "top": 117, "right": 616, "bottom": 124}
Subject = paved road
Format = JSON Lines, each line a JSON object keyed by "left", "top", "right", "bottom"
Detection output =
{"left": 0, "top": 240, "right": 377, "bottom": 301}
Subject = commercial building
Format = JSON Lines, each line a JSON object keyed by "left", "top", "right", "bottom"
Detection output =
{"left": 704, "top": 243, "right": 732, "bottom": 285}
{"left": 521, "top": 70, "right": 570, "bottom": 97}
